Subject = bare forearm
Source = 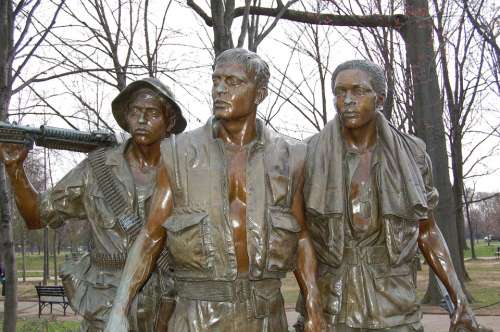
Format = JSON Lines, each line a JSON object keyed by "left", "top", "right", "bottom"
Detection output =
{"left": 418, "top": 218, "right": 466, "bottom": 304}
{"left": 294, "top": 235, "right": 321, "bottom": 315}
{"left": 113, "top": 230, "right": 164, "bottom": 313}
{"left": 6, "top": 165, "right": 42, "bottom": 229}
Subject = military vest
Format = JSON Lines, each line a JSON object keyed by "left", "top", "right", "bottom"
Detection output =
{"left": 161, "top": 118, "right": 307, "bottom": 281}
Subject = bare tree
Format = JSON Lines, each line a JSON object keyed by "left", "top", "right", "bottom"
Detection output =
{"left": 432, "top": 0, "right": 500, "bottom": 286}
{"left": 0, "top": 1, "right": 66, "bottom": 328}
{"left": 187, "top": 0, "right": 299, "bottom": 55}
{"left": 265, "top": 3, "right": 335, "bottom": 135}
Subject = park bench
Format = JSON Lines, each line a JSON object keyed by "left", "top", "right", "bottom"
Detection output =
{"left": 35, "top": 285, "right": 70, "bottom": 317}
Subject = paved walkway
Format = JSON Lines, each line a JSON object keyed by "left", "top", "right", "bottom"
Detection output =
{"left": 1, "top": 300, "right": 499, "bottom": 331}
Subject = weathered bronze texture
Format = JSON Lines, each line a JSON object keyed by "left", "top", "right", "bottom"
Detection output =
{"left": 299, "top": 60, "right": 491, "bottom": 332}
{"left": 105, "top": 48, "right": 324, "bottom": 332}
{"left": 0, "top": 78, "right": 185, "bottom": 331}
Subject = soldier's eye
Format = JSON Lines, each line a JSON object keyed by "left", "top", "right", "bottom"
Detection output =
{"left": 227, "top": 77, "right": 242, "bottom": 86}
{"left": 334, "top": 89, "right": 346, "bottom": 97}
{"left": 129, "top": 108, "right": 141, "bottom": 116}
{"left": 354, "top": 87, "right": 370, "bottom": 95}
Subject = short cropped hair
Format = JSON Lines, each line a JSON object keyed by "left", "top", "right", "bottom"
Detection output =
{"left": 331, "top": 60, "right": 387, "bottom": 97}
{"left": 214, "top": 48, "right": 270, "bottom": 90}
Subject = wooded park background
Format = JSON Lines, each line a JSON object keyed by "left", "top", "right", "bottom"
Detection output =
{"left": 0, "top": 0, "right": 499, "bottom": 330}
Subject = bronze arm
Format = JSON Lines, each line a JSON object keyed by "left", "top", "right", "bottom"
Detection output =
{"left": 105, "top": 163, "right": 173, "bottom": 331}
{"left": 292, "top": 167, "right": 325, "bottom": 332}
{"left": 0, "top": 144, "right": 42, "bottom": 229}
{"left": 418, "top": 215, "right": 491, "bottom": 332}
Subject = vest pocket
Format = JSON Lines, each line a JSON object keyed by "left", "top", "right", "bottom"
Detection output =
{"left": 90, "top": 192, "right": 116, "bottom": 229}
{"left": 370, "top": 264, "right": 418, "bottom": 317}
{"left": 252, "top": 286, "right": 282, "bottom": 318}
{"left": 318, "top": 270, "right": 343, "bottom": 317}
{"left": 164, "top": 212, "right": 209, "bottom": 272}
{"left": 266, "top": 207, "right": 301, "bottom": 272}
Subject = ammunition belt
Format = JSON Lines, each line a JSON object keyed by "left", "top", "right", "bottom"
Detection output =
{"left": 156, "top": 247, "right": 171, "bottom": 272}
{"left": 88, "top": 148, "right": 142, "bottom": 239}
{"left": 90, "top": 251, "right": 127, "bottom": 270}
{"left": 89, "top": 248, "right": 172, "bottom": 273}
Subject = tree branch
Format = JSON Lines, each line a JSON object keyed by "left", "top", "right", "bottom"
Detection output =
{"left": 186, "top": 0, "right": 213, "bottom": 26}
{"left": 232, "top": 6, "right": 405, "bottom": 28}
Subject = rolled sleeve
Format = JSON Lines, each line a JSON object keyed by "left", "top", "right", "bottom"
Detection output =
{"left": 419, "top": 152, "right": 439, "bottom": 212}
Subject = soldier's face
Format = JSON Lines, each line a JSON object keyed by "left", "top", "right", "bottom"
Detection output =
{"left": 333, "top": 69, "right": 382, "bottom": 129}
{"left": 126, "top": 91, "right": 168, "bottom": 145}
{"left": 212, "top": 62, "right": 262, "bottom": 121}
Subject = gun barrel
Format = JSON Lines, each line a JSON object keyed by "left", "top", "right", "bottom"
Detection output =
{"left": 0, "top": 122, "right": 117, "bottom": 152}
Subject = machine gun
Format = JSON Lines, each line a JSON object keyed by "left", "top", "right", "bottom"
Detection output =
{"left": 0, "top": 121, "right": 119, "bottom": 153}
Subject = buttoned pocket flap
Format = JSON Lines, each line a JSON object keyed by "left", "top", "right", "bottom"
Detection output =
{"left": 253, "top": 287, "right": 281, "bottom": 318}
{"left": 163, "top": 212, "right": 207, "bottom": 233}
{"left": 372, "top": 264, "right": 410, "bottom": 278}
{"left": 269, "top": 208, "right": 301, "bottom": 232}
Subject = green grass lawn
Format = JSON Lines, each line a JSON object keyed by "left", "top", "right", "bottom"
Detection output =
{"left": 15, "top": 253, "right": 68, "bottom": 271}
{"left": 16, "top": 271, "right": 43, "bottom": 278}
{"left": 463, "top": 239, "right": 500, "bottom": 259}
{"left": 0, "top": 317, "right": 80, "bottom": 332}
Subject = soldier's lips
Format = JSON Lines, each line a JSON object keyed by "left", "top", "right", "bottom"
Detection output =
{"left": 214, "top": 100, "right": 231, "bottom": 108}
{"left": 134, "top": 129, "right": 151, "bottom": 135}
{"left": 341, "top": 111, "right": 360, "bottom": 118}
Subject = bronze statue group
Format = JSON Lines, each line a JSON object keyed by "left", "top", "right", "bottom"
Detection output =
{"left": 0, "top": 49, "right": 491, "bottom": 332}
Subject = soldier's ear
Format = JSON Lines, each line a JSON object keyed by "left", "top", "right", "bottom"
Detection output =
{"left": 376, "top": 93, "right": 385, "bottom": 111}
{"left": 255, "top": 87, "right": 268, "bottom": 105}
{"left": 164, "top": 105, "right": 177, "bottom": 134}
{"left": 166, "top": 115, "right": 176, "bottom": 134}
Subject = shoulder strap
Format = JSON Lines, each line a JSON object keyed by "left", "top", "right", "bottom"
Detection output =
{"left": 88, "top": 148, "right": 141, "bottom": 239}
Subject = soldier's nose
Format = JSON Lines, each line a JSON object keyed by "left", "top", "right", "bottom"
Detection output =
{"left": 138, "top": 112, "right": 147, "bottom": 124}
{"left": 215, "top": 82, "right": 227, "bottom": 95}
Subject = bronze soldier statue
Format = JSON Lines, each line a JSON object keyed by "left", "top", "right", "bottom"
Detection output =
{"left": 105, "top": 48, "right": 324, "bottom": 332}
{"left": 0, "top": 78, "right": 186, "bottom": 331}
{"left": 299, "top": 60, "right": 491, "bottom": 331}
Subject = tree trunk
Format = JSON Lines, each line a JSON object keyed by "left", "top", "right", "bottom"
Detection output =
{"left": 21, "top": 229, "right": 26, "bottom": 282}
{"left": 43, "top": 227, "right": 49, "bottom": 285}
{"left": 0, "top": 166, "right": 17, "bottom": 332}
{"left": 53, "top": 230, "right": 57, "bottom": 285}
{"left": 0, "top": 0, "right": 17, "bottom": 328}
{"left": 211, "top": 0, "right": 234, "bottom": 55}
{"left": 464, "top": 188, "right": 476, "bottom": 259}
{"left": 451, "top": 136, "right": 471, "bottom": 281}
{"left": 401, "top": 0, "right": 467, "bottom": 304}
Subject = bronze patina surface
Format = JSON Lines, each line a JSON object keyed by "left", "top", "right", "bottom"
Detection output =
{"left": 299, "top": 60, "right": 491, "bottom": 332}
{"left": 0, "top": 78, "right": 185, "bottom": 331}
{"left": 105, "top": 48, "right": 324, "bottom": 332}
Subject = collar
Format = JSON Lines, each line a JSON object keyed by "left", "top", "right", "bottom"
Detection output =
{"left": 104, "top": 139, "right": 131, "bottom": 166}
{"left": 205, "top": 116, "right": 266, "bottom": 147}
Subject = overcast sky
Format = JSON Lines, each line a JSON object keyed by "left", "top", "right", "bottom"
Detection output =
{"left": 14, "top": 0, "right": 500, "bottom": 194}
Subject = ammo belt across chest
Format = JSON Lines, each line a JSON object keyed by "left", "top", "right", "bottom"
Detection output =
{"left": 88, "top": 148, "right": 142, "bottom": 239}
